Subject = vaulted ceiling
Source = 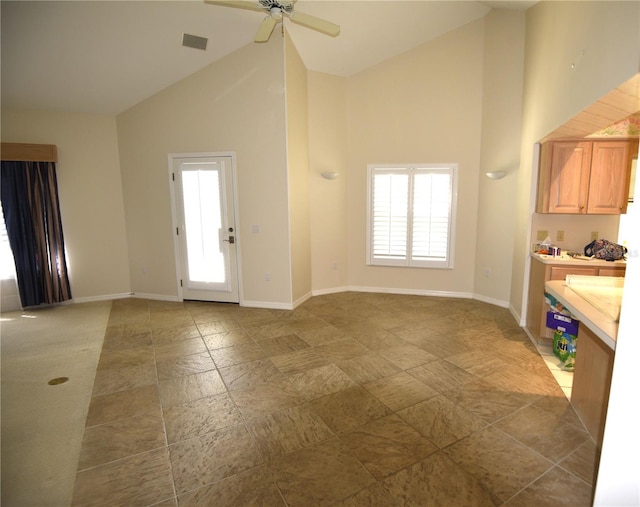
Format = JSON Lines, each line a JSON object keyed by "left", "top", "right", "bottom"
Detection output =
{"left": 1, "top": 0, "right": 534, "bottom": 115}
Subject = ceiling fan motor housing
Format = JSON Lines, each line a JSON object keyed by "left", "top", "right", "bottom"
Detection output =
{"left": 259, "top": 0, "right": 294, "bottom": 14}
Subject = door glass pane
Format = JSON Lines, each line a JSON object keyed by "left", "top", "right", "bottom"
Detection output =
{"left": 182, "top": 168, "right": 225, "bottom": 284}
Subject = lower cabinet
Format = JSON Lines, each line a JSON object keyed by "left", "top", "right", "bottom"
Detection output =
{"left": 526, "top": 258, "right": 625, "bottom": 343}
{"left": 571, "top": 325, "right": 614, "bottom": 447}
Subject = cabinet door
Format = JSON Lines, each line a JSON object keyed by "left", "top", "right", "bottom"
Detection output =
{"left": 549, "top": 266, "right": 598, "bottom": 281}
{"left": 547, "top": 142, "right": 592, "bottom": 213}
{"left": 598, "top": 267, "right": 626, "bottom": 277}
{"left": 587, "top": 141, "right": 633, "bottom": 214}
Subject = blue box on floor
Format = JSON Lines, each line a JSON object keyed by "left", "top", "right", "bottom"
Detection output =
{"left": 546, "top": 311, "right": 579, "bottom": 336}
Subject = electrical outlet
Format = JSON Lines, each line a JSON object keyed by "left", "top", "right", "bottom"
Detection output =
{"left": 591, "top": 231, "right": 599, "bottom": 241}
{"left": 536, "top": 230, "right": 549, "bottom": 241}
{"left": 264, "top": 272, "right": 271, "bottom": 282}
{"left": 483, "top": 268, "right": 491, "bottom": 278}
{"left": 556, "top": 230, "right": 565, "bottom": 241}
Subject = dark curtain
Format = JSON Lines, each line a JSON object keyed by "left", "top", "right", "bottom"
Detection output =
{"left": 1, "top": 161, "right": 72, "bottom": 307}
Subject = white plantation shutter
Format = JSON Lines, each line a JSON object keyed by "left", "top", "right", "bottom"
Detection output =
{"left": 412, "top": 170, "right": 451, "bottom": 261}
{"left": 372, "top": 171, "right": 408, "bottom": 260}
{"left": 367, "top": 165, "right": 456, "bottom": 268}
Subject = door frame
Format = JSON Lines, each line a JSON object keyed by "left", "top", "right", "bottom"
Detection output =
{"left": 168, "top": 151, "right": 242, "bottom": 303}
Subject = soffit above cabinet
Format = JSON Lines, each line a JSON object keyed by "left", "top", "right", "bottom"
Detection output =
{"left": 541, "top": 73, "right": 640, "bottom": 143}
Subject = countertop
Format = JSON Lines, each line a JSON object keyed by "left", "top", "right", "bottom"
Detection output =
{"left": 545, "top": 279, "right": 618, "bottom": 350}
{"left": 532, "top": 252, "right": 626, "bottom": 267}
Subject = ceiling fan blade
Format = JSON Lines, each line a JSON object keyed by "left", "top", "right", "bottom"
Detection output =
{"left": 204, "top": 0, "right": 264, "bottom": 13}
{"left": 287, "top": 11, "right": 340, "bottom": 37}
{"left": 254, "top": 15, "right": 278, "bottom": 42}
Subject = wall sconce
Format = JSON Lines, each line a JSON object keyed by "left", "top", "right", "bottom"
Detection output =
{"left": 321, "top": 171, "right": 340, "bottom": 180}
{"left": 485, "top": 171, "right": 507, "bottom": 180}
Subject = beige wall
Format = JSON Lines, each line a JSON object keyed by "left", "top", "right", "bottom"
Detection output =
{"left": 510, "top": 0, "right": 640, "bottom": 321}
{"left": 345, "top": 20, "right": 485, "bottom": 296}
{"left": 285, "top": 32, "right": 312, "bottom": 305}
{"left": 1, "top": 109, "right": 131, "bottom": 301}
{"left": 513, "top": 5, "right": 640, "bottom": 499}
{"left": 473, "top": 9, "right": 525, "bottom": 307}
{"left": 307, "top": 72, "right": 349, "bottom": 294}
{"left": 116, "top": 36, "right": 292, "bottom": 306}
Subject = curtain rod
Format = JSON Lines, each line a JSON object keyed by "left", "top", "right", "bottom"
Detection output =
{"left": 1, "top": 143, "right": 58, "bottom": 162}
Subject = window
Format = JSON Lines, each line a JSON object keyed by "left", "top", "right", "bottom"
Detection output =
{"left": 367, "top": 164, "right": 457, "bottom": 269}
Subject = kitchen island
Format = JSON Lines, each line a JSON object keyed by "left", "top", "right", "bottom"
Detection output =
{"left": 545, "top": 278, "right": 620, "bottom": 446}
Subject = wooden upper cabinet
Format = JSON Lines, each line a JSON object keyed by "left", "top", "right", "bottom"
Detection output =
{"left": 587, "top": 140, "right": 635, "bottom": 214}
{"left": 536, "top": 139, "right": 638, "bottom": 214}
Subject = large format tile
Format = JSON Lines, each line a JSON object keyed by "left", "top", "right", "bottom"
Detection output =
{"left": 162, "top": 392, "right": 243, "bottom": 444}
{"left": 272, "top": 438, "right": 375, "bottom": 506}
{"left": 77, "top": 410, "right": 166, "bottom": 470}
{"left": 270, "top": 347, "right": 329, "bottom": 374}
{"left": 218, "top": 358, "right": 285, "bottom": 391}
{"left": 398, "top": 395, "right": 486, "bottom": 448}
{"left": 155, "top": 351, "right": 216, "bottom": 380}
{"left": 246, "top": 404, "right": 335, "bottom": 459}
{"left": 381, "top": 451, "right": 498, "bottom": 506}
{"left": 340, "top": 414, "right": 438, "bottom": 478}
{"left": 208, "top": 341, "right": 267, "bottom": 368}
{"left": 559, "top": 438, "right": 600, "bottom": 486}
{"left": 296, "top": 325, "right": 349, "bottom": 346}
{"left": 96, "top": 344, "right": 155, "bottom": 371}
{"left": 333, "top": 482, "right": 399, "bottom": 506}
{"left": 229, "top": 379, "right": 304, "bottom": 419}
{"left": 85, "top": 384, "right": 160, "bottom": 426}
{"left": 444, "top": 347, "right": 511, "bottom": 378}
{"left": 255, "top": 333, "right": 310, "bottom": 356}
{"left": 153, "top": 336, "right": 209, "bottom": 362}
{"left": 503, "top": 465, "right": 593, "bottom": 506}
{"left": 72, "top": 447, "right": 174, "bottom": 507}
{"left": 336, "top": 352, "right": 400, "bottom": 384}
{"left": 406, "top": 359, "right": 478, "bottom": 393}
{"left": 287, "top": 363, "right": 356, "bottom": 401}
{"left": 443, "top": 379, "right": 536, "bottom": 423}
{"left": 169, "top": 425, "right": 264, "bottom": 494}
{"left": 495, "top": 404, "right": 590, "bottom": 462}
{"left": 177, "top": 465, "right": 285, "bottom": 506}
{"left": 158, "top": 369, "right": 226, "bottom": 408}
{"left": 151, "top": 323, "right": 201, "bottom": 345}
{"left": 444, "top": 425, "right": 553, "bottom": 502}
{"left": 377, "top": 343, "right": 438, "bottom": 370}
{"left": 309, "top": 385, "right": 391, "bottom": 434}
{"left": 91, "top": 362, "right": 157, "bottom": 396}
{"left": 313, "top": 338, "right": 370, "bottom": 362}
{"left": 363, "top": 371, "right": 438, "bottom": 411}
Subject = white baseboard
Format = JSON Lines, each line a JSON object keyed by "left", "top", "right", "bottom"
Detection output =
{"left": 311, "top": 286, "right": 349, "bottom": 297}
{"left": 131, "top": 293, "right": 181, "bottom": 302}
{"left": 292, "top": 291, "right": 313, "bottom": 309}
{"left": 241, "top": 300, "right": 295, "bottom": 310}
{"left": 348, "top": 285, "right": 474, "bottom": 300}
{"left": 473, "top": 293, "right": 510, "bottom": 308}
{"left": 509, "top": 304, "right": 524, "bottom": 326}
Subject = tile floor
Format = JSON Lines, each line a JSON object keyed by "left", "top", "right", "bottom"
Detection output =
{"left": 70, "top": 293, "right": 599, "bottom": 506}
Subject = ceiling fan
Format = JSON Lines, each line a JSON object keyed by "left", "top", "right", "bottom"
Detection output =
{"left": 204, "top": 0, "right": 340, "bottom": 43}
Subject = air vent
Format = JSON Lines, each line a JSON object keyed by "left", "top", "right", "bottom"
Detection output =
{"left": 182, "top": 33, "right": 208, "bottom": 51}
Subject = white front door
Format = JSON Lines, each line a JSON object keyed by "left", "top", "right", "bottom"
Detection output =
{"left": 171, "top": 154, "right": 239, "bottom": 303}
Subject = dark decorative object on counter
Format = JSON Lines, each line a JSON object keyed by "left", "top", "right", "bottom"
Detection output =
{"left": 584, "top": 239, "right": 627, "bottom": 261}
